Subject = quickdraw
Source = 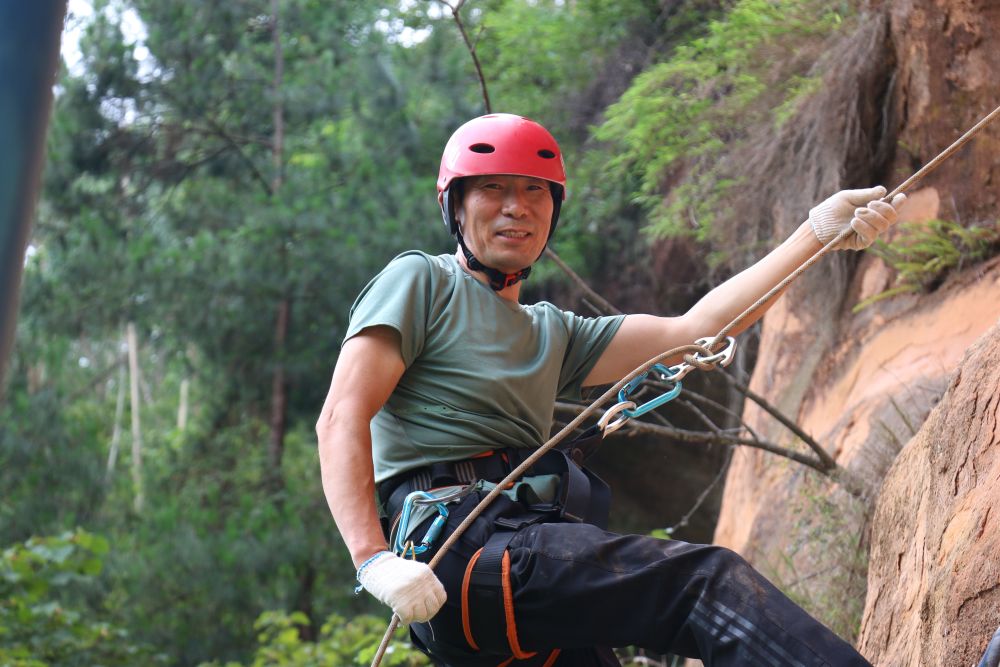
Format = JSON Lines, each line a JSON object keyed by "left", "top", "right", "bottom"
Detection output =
{"left": 598, "top": 336, "right": 738, "bottom": 437}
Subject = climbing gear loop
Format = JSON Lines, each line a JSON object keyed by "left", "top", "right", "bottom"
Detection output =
{"left": 413, "top": 483, "right": 478, "bottom": 507}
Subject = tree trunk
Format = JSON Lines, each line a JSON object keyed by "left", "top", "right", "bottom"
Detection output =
{"left": 268, "top": 298, "right": 289, "bottom": 476}
{"left": 106, "top": 353, "right": 127, "bottom": 484}
{"left": 266, "top": 0, "right": 289, "bottom": 481}
{"left": 127, "top": 321, "right": 144, "bottom": 513}
{"left": 177, "top": 377, "right": 189, "bottom": 431}
{"left": 294, "top": 562, "right": 317, "bottom": 642}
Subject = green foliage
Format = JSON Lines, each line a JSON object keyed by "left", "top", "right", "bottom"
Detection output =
{"left": 476, "top": 0, "right": 654, "bottom": 130}
{"left": 0, "top": 347, "right": 110, "bottom": 545}
{"left": 854, "top": 219, "right": 1000, "bottom": 311}
{"left": 203, "top": 611, "right": 428, "bottom": 667}
{"left": 11, "top": 2, "right": 479, "bottom": 662}
{"left": 597, "top": 0, "right": 847, "bottom": 244}
{"left": 0, "top": 530, "right": 162, "bottom": 665}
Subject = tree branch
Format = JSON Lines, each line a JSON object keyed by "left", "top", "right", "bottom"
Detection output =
{"left": 157, "top": 87, "right": 274, "bottom": 197}
{"left": 667, "top": 448, "right": 733, "bottom": 535}
{"left": 201, "top": 115, "right": 275, "bottom": 197}
{"left": 625, "top": 420, "right": 829, "bottom": 473}
{"left": 717, "top": 371, "right": 836, "bottom": 472}
{"left": 542, "top": 247, "right": 624, "bottom": 315}
{"left": 673, "top": 384, "right": 763, "bottom": 443}
{"left": 440, "top": 0, "right": 492, "bottom": 113}
{"left": 553, "top": 401, "right": 829, "bottom": 474}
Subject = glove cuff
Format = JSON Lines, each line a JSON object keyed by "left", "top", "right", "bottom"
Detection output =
{"left": 808, "top": 201, "right": 843, "bottom": 246}
{"left": 355, "top": 550, "right": 393, "bottom": 592}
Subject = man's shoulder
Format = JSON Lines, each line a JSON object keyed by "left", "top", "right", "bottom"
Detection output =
{"left": 383, "top": 250, "right": 457, "bottom": 279}
{"left": 522, "top": 300, "right": 575, "bottom": 333}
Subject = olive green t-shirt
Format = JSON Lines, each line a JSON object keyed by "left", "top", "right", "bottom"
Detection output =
{"left": 345, "top": 251, "right": 624, "bottom": 483}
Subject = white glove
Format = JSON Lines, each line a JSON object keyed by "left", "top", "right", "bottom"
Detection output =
{"left": 808, "top": 186, "right": 907, "bottom": 250}
{"left": 356, "top": 551, "right": 446, "bottom": 624}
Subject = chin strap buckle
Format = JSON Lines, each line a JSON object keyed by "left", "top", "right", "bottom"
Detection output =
{"left": 457, "top": 232, "right": 533, "bottom": 291}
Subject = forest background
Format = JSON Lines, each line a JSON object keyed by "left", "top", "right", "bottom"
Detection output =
{"left": 4, "top": 0, "right": 998, "bottom": 665}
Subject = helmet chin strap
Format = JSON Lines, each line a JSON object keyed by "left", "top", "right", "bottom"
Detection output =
{"left": 456, "top": 231, "right": 532, "bottom": 291}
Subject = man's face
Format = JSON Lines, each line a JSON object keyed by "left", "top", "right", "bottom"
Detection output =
{"left": 455, "top": 174, "right": 554, "bottom": 274}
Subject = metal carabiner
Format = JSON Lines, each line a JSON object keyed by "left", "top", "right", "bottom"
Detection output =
{"left": 393, "top": 490, "right": 451, "bottom": 557}
{"left": 411, "top": 482, "right": 477, "bottom": 506}
{"left": 691, "top": 336, "right": 738, "bottom": 369}
{"left": 598, "top": 400, "right": 637, "bottom": 437}
{"left": 601, "top": 337, "right": 738, "bottom": 436}
{"left": 392, "top": 483, "right": 478, "bottom": 557}
{"left": 623, "top": 380, "right": 682, "bottom": 418}
{"left": 616, "top": 363, "right": 687, "bottom": 419}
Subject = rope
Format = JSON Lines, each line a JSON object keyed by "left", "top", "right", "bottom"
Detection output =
{"left": 369, "top": 101, "right": 1000, "bottom": 667}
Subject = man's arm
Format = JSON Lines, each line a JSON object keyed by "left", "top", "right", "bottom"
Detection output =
{"left": 316, "top": 326, "right": 404, "bottom": 568}
{"left": 585, "top": 189, "right": 904, "bottom": 386}
{"left": 317, "top": 326, "right": 447, "bottom": 624}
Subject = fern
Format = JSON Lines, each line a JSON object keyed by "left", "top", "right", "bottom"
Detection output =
{"left": 854, "top": 219, "right": 1000, "bottom": 312}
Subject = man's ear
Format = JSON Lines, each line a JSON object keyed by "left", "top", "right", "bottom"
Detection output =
{"left": 450, "top": 184, "right": 465, "bottom": 227}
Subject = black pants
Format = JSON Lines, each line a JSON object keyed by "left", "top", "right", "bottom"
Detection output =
{"left": 406, "top": 492, "right": 872, "bottom": 667}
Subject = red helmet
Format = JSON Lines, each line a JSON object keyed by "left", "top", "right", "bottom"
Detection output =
{"left": 437, "top": 114, "right": 566, "bottom": 236}
{"left": 437, "top": 113, "right": 567, "bottom": 194}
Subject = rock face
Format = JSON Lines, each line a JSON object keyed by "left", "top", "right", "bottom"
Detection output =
{"left": 857, "top": 320, "right": 1000, "bottom": 665}
{"left": 709, "top": 0, "right": 1000, "bottom": 659}
{"left": 713, "top": 249, "right": 1000, "bottom": 641}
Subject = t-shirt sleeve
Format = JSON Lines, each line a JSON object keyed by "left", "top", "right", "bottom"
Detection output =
{"left": 344, "top": 252, "right": 434, "bottom": 367}
{"left": 557, "top": 311, "right": 625, "bottom": 399}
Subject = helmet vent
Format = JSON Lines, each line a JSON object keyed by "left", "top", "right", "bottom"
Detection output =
{"left": 469, "top": 143, "right": 495, "bottom": 154}
{"left": 537, "top": 149, "right": 556, "bottom": 159}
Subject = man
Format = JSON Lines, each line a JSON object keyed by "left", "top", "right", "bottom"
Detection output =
{"left": 318, "top": 113, "right": 903, "bottom": 665}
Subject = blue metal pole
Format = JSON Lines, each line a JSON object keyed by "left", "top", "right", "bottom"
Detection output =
{"left": 0, "top": 1, "right": 67, "bottom": 391}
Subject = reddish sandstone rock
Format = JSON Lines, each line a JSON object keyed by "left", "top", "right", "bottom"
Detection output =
{"left": 857, "top": 320, "right": 1000, "bottom": 666}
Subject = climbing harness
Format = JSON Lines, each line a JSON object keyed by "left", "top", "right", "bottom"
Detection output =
{"left": 370, "top": 103, "right": 1000, "bottom": 667}
{"left": 599, "top": 336, "right": 737, "bottom": 436}
{"left": 379, "top": 444, "right": 613, "bottom": 535}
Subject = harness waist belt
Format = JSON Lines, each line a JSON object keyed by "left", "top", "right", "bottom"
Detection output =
{"left": 379, "top": 446, "right": 611, "bottom": 529}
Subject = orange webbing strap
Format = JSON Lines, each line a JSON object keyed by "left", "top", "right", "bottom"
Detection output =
{"left": 464, "top": 530, "right": 537, "bottom": 659}
{"left": 501, "top": 549, "right": 536, "bottom": 660}
{"left": 466, "top": 543, "right": 564, "bottom": 665}
{"left": 462, "top": 548, "right": 484, "bottom": 651}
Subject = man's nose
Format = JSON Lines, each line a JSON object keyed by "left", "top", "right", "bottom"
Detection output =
{"left": 501, "top": 189, "right": 528, "bottom": 218}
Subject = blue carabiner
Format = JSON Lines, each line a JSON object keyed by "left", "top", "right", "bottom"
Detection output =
{"left": 618, "top": 363, "right": 684, "bottom": 418}
{"left": 393, "top": 491, "right": 452, "bottom": 557}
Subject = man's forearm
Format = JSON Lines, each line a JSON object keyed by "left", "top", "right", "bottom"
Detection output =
{"left": 684, "top": 221, "right": 822, "bottom": 336}
{"left": 317, "top": 417, "right": 389, "bottom": 569}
